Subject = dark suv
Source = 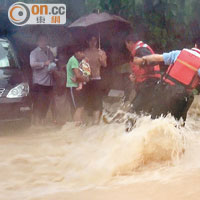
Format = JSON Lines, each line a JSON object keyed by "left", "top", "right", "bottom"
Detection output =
{"left": 0, "top": 38, "right": 32, "bottom": 128}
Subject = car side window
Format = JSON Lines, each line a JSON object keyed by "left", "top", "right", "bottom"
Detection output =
{"left": 0, "top": 41, "right": 19, "bottom": 68}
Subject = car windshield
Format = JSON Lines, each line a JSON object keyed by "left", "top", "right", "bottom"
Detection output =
{"left": 0, "top": 40, "right": 18, "bottom": 68}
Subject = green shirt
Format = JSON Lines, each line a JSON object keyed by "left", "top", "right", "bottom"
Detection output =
{"left": 66, "top": 56, "right": 79, "bottom": 87}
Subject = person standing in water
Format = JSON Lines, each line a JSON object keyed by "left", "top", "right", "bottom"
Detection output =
{"left": 30, "top": 33, "right": 54, "bottom": 125}
{"left": 84, "top": 35, "right": 107, "bottom": 125}
{"left": 125, "top": 33, "right": 162, "bottom": 115}
{"left": 133, "top": 38, "right": 200, "bottom": 121}
{"left": 66, "top": 46, "right": 89, "bottom": 126}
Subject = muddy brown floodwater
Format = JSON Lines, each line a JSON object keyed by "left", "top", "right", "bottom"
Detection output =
{"left": 1, "top": 96, "right": 200, "bottom": 200}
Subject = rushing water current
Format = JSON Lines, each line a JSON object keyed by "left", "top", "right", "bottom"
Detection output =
{"left": 1, "top": 96, "right": 200, "bottom": 200}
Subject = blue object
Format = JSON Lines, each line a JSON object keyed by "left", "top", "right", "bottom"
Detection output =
{"left": 198, "top": 68, "right": 200, "bottom": 77}
{"left": 163, "top": 50, "right": 181, "bottom": 65}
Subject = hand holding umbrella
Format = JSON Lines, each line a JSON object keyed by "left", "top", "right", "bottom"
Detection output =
{"left": 98, "top": 49, "right": 107, "bottom": 66}
{"left": 68, "top": 12, "right": 131, "bottom": 49}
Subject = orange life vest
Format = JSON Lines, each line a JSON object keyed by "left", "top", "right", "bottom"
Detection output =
{"left": 130, "top": 41, "right": 161, "bottom": 83}
{"left": 163, "top": 48, "right": 200, "bottom": 89}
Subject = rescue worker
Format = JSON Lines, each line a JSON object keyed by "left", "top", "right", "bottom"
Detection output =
{"left": 125, "top": 33, "right": 162, "bottom": 114}
{"left": 134, "top": 38, "right": 200, "bottom": 121}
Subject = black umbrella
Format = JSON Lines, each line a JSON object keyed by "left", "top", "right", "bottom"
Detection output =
{"left": 68, "top": 12, "right": 131, "bottom": 48}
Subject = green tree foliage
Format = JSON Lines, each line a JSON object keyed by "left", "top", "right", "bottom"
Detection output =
{"left": 1, "top": 0, "right": 200, "bottom": 51}
{"left": 85, "top": 0, "right": 200, "bottom": 52}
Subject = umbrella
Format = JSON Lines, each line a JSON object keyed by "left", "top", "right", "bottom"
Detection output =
{"left": 68, "top": 12, "right": 131, "bottom": 49}
{"left": 68, "top": 12, "right": 130, "bottom": 28}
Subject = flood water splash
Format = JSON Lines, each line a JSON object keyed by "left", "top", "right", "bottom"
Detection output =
{"left": 1, "top": 96, "right": 200, "bottom": 200}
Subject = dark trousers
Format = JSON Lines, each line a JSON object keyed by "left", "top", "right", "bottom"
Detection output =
{"left": 32, "top": 84, "right": 53, "bottom": 120}
{"left": 131, "top": 80, "right": 194, "bottom": 121}
{"left": 84, "top": 80, "right": 104, "bottom": 112}
{"left": 151, "top": 82, "right": 194, "bottom": 121}
{"left": 131, "top": 78, "right": 159, "bottom": 114}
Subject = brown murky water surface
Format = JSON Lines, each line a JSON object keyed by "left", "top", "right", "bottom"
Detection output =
{"left": 1, "top": 96, "right": 200, "bottom": 200}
